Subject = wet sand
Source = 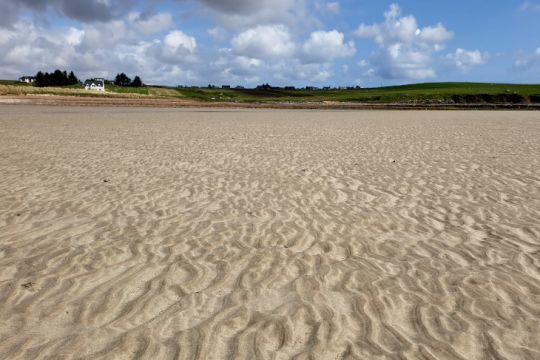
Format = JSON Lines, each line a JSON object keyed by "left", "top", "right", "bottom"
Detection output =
{"left": 0, "top": 105, "right": 539, "bottom": 359}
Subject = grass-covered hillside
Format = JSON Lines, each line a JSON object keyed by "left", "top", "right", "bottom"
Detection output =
{"left": 1, "top": 81, "right": 540, "bottom": 104}
{"left": 172, "top": 83, "right": 540, "bottom": 104}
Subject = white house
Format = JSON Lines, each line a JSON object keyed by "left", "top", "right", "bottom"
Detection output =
{"left": 19, "top": 76, "right": 36, "bottom": 83}
{"left": 85, "top": 78, "right": 105, "bottom": 91}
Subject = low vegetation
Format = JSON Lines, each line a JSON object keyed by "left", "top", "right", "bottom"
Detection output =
{"left": 1, "top": 81, "right": 539, "bottom": 104}
{"left": 171, "top": 83, "right": 540, "bottom": 104}
{"left": 0, "top": 84, "right": 146, "bottom": 98}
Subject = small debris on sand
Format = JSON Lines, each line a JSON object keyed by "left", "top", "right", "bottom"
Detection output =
{"left": 21, "top": 282, "right": 34, "bottom": 290}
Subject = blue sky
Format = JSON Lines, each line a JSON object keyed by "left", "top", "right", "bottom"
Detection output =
{"left": 0, "top": 0, "right": 539, "bottom": 87}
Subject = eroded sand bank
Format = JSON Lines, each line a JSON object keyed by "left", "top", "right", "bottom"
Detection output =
{"left": 0, "top": 106, "right": 539, "bottom": 359}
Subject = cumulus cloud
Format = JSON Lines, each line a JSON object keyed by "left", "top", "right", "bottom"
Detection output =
{"left": 232, "top": 25, "right": 296, "bottom": 59}
{"left": 446, "top": 48, "right": 487, "bottom": 71}
{"left": 81, "top": 20, "right": 128, "bottom": 47}
{"left": 354, "top": 3, "right": 453, "bottom": 79}
{"left": 158, "top": 30, "right": 198, "bottom": 63}
{"left": 211, "top": 25, "right": 356, "bottom": 86}
{"left": 231, "top": 25, "right": 355, "bottom": 63}
{"left": 164, "top": 30, "right": 197, "bottom": 53}
{"left": 128, "top": 12, "right": 173, "bottom": 34}
{"left": 0, "top": 16, "right": 199, "bottom": 85}
{"left": 0, "top": 21, "right": 81, "bottom": 77}
{"left": 211, "top": 48, "right": 335, "bottom": 85}
{"left": 0, "top": 0, "right": 352, "bottom": 87}
{"left": 302, "top": 30, "right": 355, "bottom": 63}
{"left": 2, "top": 0, "right": 494, "bottom": 87}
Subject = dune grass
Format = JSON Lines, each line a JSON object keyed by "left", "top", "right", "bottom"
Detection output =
{"left": 0, "top": 84, "right": 147, "bottom": 98}
{"left": 0, "top": 80, "right": 32, "bottom": 86}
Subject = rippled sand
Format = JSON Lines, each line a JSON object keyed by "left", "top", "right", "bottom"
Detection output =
{"left": 0, "top": 106, "right": 539, "bottom": 359}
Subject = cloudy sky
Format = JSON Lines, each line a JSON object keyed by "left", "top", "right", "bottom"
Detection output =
{"left": 1, "top": 0, "right": 539, "bottom": 87}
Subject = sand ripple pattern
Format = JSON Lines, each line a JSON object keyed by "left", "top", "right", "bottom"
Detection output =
{"left": 1, "top": 107, "right": 539, "bottom": 359}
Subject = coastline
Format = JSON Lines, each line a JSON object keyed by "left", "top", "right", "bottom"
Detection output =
{"left": 2, "top": 94, "right": 540, "bottom": 110}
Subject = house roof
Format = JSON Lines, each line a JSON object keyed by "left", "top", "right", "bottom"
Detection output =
{"left": 85, "top": 80, "right": 104, "bottom": 86}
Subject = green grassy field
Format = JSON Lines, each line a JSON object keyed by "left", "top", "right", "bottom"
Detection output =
{"left": 176, "top": 83, "right": 540, "bottom": 104}
{"left": 1, "top": 81, "right": 540, "bottom": 104}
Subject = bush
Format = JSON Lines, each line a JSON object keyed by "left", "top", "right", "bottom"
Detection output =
{"left": 451, "top": 93, "right": 527, "bottom": 104}
{"left": 115, "top": 73, "right": 144, "bottom": 87}
{"left": 529, "top": 95, "right": 540, "bottom": 103}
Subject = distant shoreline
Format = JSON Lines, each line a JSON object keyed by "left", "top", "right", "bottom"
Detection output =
{"left": 1, "top": 95, "right": 539, "bottom": 110}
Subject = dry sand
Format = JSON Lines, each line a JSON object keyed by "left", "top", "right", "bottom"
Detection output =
{"left": 0, "top": 105, "right": 539, "bottom": 359}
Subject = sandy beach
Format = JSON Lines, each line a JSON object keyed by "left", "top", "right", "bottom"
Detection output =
{"left": 0, "top": 105, "right": 539, "bottom": 359}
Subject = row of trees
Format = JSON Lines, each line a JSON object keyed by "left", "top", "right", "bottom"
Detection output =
{"left": 35, "top": 70, "right": 79, "bottom": 87}
{"left": 33, "top": 70, "right": 144, "bottom": 88}
{"left": 114, "top": 73, "right": 143, "bottom": 87}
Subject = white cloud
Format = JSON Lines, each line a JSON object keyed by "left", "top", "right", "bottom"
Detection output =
{"left": 0, "top": 8, "right": 350, "bottom": 88}
{"left": 232, "top": 25, "right": 295, "bottom": 59}
{"left": 78, "top": 20, "right": 130, "bottom": 50}
{"left": 446, "top": 48, "right": 487, "bottom": 71}
{"left": 163, "top": 30, "right": 197, "bottom": 54}
{"left": 302, "top": 30, "right": 355, "bottom": 63}
{"left": 354, "top": 3, "right": 453, "bottom": 79}
{"left": 221, "top": 25, "right": 356, "bottom": 84}
{"left": 0, "top": 17, "right": 201, "bottom": 85}
{"left": 0, "top": 21, "right": 77, "bottom": 72}
{"left": 157, "top": 30, "right": 198, "bottom": 64}
{"left": 128, "top": 12, "right": 173, "bottom": 34}
{"left": 418, "top": 24, "right": 454, "bottom": 46}
{"left": 66, "top": 28, "right": 84, "bottom": 46}
{"left": 210, "top": 32, "right": 351, "bottom": 86}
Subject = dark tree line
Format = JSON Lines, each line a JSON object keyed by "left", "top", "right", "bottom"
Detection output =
{"left": 256, "top": 83, "right": 273, "bottom": 90}
{"left": 114, "top": 73, "right": 143, "bottom": 87}
{"left": 34, "top": 70, "right": 79, "bottom": 87}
